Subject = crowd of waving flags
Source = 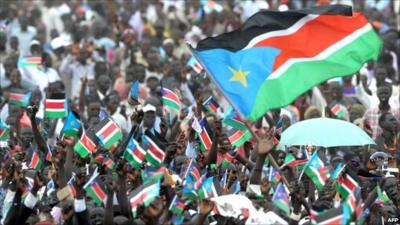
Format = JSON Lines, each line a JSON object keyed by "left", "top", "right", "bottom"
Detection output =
{"left": 0, "top": 4, "right": 388, "bottom": 223}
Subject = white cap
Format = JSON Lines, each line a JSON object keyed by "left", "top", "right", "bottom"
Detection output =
{"left": 143, "top": 104, "right": 156, "bottom": 113}
{"left": 51, "top": 37, "right": 70, "bottom": 50}
{"left": 30, "top": 40, "right": 40, "bottom": 47}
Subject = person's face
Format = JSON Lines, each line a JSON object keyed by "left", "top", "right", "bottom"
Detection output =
{"left": 20, "top": 127, "right": 34, "bottom": 146}
{"left": 10, "top": 37, "right": 18, "bottom": 51}
{"left": 125, "top": 67, "right": 135, "bottom": 83}
{"left": 146, "top": 78, "right": 159, "bottom": 91}
{"left": 146, "top": 52, "right": 159, "bottom": 68}
{"left": 375, "top": 67, "right": 387, "bottom": 84}
{"left": 281, "top": 115, "right": 291, "bottom": 130}
{"left": 381, "top": 114, "right": 398, "bottom": 133}
{"left": 377, "top": 86, "right": 392, "bottom": 103}
{"left": 164, "top": 43, "right": 174, "bottom": 56}
{"left": 329, "top": 83, "right": 343, "bottom": 101}
{"left": 107, "top": 95, "right": 119, "bottom": 113}
{"left": 89, "top": 207, "right": 105, "bottom": 225}
{"left": 19, "top": 17, "right": 28, "bottom": 30}
{"left": 383, "top": 178, "right": 400, "bottom": 202}
{"left": 143, "top": 111, "right": 156, "bottom": 129}
{"left": 4, "top": 59, "right": 16, "bottom": 75}
{"left": 140, "top": 39, "right": 151, "bottom": 53}
{"left": 134, "top": 66, "right": 146, "bottom": 83}
{"left": 78, "top": 49, "right": 88, "bottom": 64}
{"left": 88, "top": 102, "right": 101, "bottom": 118}
{"left": 10, "top": 69, "right": 21, "bottom": 85}
{"left": 96, "top": 76, "right": 111, "bottom": 93}
{"left": 277, "top": 152, "right": 285, "bottom": 165}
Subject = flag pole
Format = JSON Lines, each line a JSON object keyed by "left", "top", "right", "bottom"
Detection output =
{"left": 186, "top": 43, "right": 291, "bottom": 187}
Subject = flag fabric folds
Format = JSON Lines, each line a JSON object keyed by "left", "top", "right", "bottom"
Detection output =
{"left": 169, "top": 195, "right": 185, "bottom": 215}
{"left": 228, "top": 128, "right": 252, "bottom": 147}
{"left": 8, "top": 92, "right": 31, "bottom": 107}
{"left": 144, "top": 135, "right": 165, "bottom": 167}
{"left": 0, "top": 119, "right": 10, "bottom": 141}
{"left": 202, "top": 96, "right": 219, "bottom": 114}
{"left": 161, "top": 87, "right": 181, "bottom": 111}
{"left": 94, "top": 118, "right": 123, "bottom": 149}
{"left": 83, "top": 172, "right": 107, "bottom": 205}
{"left": 29, "top": 151, "right": 42, "bottom": 171}
{"left": 187, "top": 56, "right": 204, "bottom": 74}
{"left": 18, "top": 56, "right": 42, "bottom": 68}
{"left": 128, "top": 81, "right": 140, "bottom": 105}
{"left": 193, "top": 5, "right": 382, "bottom": 121}
{"left": 62, "top": 111, "right": 81, "bottom": 137}
{"left": 74, "top": 129, "right": 96, "bottom": 158}
{"left": 337, "top": 172, "right": 359, "bottom": 199}
{"left": 124, "top": 136, "right": 146, "bottom": 169}
{"left": 198, "top": 118, "right": 213, "bottom": 152}
{"left": 129, "top": 180, "right": 160, "bottom": 218}
{"left": 303, "top": 151, "right": 330, "bottom": 190}
{"left": 45, "top": 93, "right": 67, "bottom": 118}
{"left": 272, "top": 183, "right": 290, "bottom": 215}
{"left": 198, "top": 176, "right": 220, "bottom": 200}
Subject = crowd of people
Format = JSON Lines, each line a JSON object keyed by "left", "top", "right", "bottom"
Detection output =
{"left": 0, "top": 0, "right": 399, "bottom": 224}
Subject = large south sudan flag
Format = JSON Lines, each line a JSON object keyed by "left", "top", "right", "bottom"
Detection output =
{"left": 193, "top": 5, "right": 382, "bottom": 121}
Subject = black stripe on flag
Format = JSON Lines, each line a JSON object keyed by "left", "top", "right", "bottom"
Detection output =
{"left": 196, "top": 5, "right": 352, "bottom": 52}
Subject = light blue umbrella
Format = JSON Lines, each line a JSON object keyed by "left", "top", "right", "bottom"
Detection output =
{"left": 278, "top": 118, "right": 375, "bottom": 149}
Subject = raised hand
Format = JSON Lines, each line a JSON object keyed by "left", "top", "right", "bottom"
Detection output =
{"left": 199, "top": 199, "right": 215, "bottom": 216}
{"left": 256, "top": 127, "right": 275, "bottom": 155}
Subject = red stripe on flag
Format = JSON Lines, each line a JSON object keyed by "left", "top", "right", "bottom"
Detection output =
{"left": 225, "top": 153, "right": 235, "bottom": 163}
{"left": 93, "top": 182, "right": 106, "bottom": 201}
{"left": 25, "top": 57, "right": 42, "bottom": 63}
{"left": 149, "top": 143, "right": 164, "bottom": 159}
{"left": 9, "top": 93, "right": 24, "bottom": 101}
{"left": 200, "top": 130, "right": 212, "bottom": 149}
{"left": 45, "top": 101, "right": 65, "bottom": 109}
{"left": 254, "top": 13, "right": 368, "bottom": 72}
{"left": 163, "top": 88, "right": 180, "bottom": 103}
{"left": 208, "top": 104, "right": 218, "bottom": 113}
{"left": 133, "top": 147, "right": 146, "bottom": 159}
{"left": 101, "top": 122, "right": 118, "bottom": 138}
{"left": 229, "top": 130, "right": 245, "bottom": 143}
{"left": 131, "top": 193, "right": 147, "bottom": 207}
{"left": 81, "top": 133, "right": 96, "bottom": 152}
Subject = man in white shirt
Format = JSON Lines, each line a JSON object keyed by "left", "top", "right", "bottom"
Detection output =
{"left": 59, "top": 48, "right": 94, "bottom": 99}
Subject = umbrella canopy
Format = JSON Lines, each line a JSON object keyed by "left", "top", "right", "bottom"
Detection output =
{"left": 278, "top": 118, "right": 375, "bottom": 149}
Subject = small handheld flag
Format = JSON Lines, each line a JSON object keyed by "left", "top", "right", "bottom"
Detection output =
{"left": 161, "top": 87, "right": 181, "bottom": 111}
{"left": 129, "top": 180, "right": 160, "bottom": 218}
{"left": 74, "top": 129, "right": 96, "bottom": 158}
{"left": 0, "top": 119, "right": 10, "bottom": 141}
{"left": 187, "top": 56, "right": 204, "bottom": 74}
{"left": 202, "top": 96, "right": 219, "bottom": 114}
{"left": 8, "top": 91, "right": 31, "bottom": 107}
{"left": 144, "top": 135, "right": 165, "bottom": 167}
{"left": 128, "top": 81, "right": 140, "bottom": 105}
{"left": 62, "top": 111, "right": 81, "bottom": 137}
{"left": 45, "top": 93, "right": 67, "bottom": 119}
{"left": 93, "top": 118, "right": 123, "bottom": 149}
{"left": 124, "top": 136, "right": 146, "bottom": 169}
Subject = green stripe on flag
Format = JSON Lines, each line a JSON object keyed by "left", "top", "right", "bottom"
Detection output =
{"left": 74, "top": 141, "right": 91, "bottom": 158}
{"left": 163, "top": 98, "right": 181, "bottom": 110}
